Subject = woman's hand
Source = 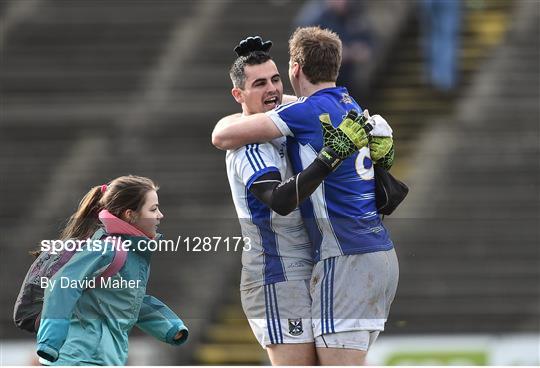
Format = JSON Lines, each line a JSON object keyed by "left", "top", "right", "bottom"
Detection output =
{"left": 173, "top": 330, "right": 184, "bottom": 341}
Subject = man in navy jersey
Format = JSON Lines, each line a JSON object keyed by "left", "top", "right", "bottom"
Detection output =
{"left": 213, "top": 27, "right": 398, "bottom": 365}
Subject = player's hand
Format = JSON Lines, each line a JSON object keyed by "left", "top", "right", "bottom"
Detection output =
{"left": 370, "top": 136, "right": 393, "bottom": 162}
{"left": 317, "top": 110, "right": 368, "bottom": 170}
{"left": 362, "top": 110, "right": 393, "bottom": 138}
{"left": 378, "top": 145, "right": 395, "bottom": 170}
{"left": 361, "top": 109, "right": 395, "bottom": 168}
{"left": 321, "top": 110, "right": 369, "bottom": 155}
{"left": 174, "top": 331, "right": 185, "bottom": 340}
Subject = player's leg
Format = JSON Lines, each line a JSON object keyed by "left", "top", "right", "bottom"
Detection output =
{"left": 315, "top": 330, "right": 381, "bottom": 365}
{"left": 316, "top": 347, "right": 366, "bottom": 366}
{"left": 267, "top": 342, "right": 317, "bottom": 365}
{"left": 311, "top": 251, "right": 399, "bottom": 365}
{"left": 241, "top": 280, "right": 316, "bottom": 366}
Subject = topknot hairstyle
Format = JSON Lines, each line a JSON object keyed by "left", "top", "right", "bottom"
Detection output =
{"left": 234, "top": 36, "right": 273, "bottom": 57}
{"left": 229, "top": 36, "right": 274, "bottom": 88}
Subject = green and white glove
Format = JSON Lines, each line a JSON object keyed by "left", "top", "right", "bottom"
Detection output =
{"left": 369, "top": 136, "right": 394, "bottom": 162}
{"left": 317, "top": 110, "right": 368, "bottom": 170}
{"left": 361, "top": 109, "right": 395, "bottom": 170}
{"left": 377, "top": 144, "right": 394, "bottom": 170}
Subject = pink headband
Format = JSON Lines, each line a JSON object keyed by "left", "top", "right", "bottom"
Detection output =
{"left": 100, "top": 184, "right": 108, "bottom": 194}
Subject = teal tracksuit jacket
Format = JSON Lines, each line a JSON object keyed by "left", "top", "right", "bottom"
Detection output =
{"left": 36, "top": 229, "right": 188, "bottom": 365}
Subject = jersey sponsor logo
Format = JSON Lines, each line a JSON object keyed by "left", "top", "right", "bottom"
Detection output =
{"left": 288, "top": 318, "right": 303, "bottom": 336}
{"left": 287, "top": 260, "right": 309, "bottom": 269}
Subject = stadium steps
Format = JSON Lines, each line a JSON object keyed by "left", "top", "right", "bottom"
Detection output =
{"left": 2, "top": 0, "right": 535, "bottom": 365}
{"left": 0, "top": 0, "right": 8, "bottom": 16}
{"left": 0, "top": 0, "right": 201, "bottom": 358}
{"left": 386, "top": 0, "right": 539, "bottom": 335}
{"left": 367, "top": 0, "right": 514, "bottom": 177}
{"left": 0, "top": 0, "right": 196, "bottom": 222}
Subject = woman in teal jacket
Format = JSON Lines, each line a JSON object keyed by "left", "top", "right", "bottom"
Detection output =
{"left": 37, "top": 175, "right": 188, "bottom": 365}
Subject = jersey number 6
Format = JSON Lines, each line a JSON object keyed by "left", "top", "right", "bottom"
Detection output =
{"left": 355, "top": 146, "right": 375, "bottom": 181}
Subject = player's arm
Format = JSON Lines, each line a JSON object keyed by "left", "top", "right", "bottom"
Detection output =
{"left": 212, "top": 112, "right": 283, "bottom": 151}
{"left": 250, "top": 110, "right": 369, "bottom": 216}
{"left": 363, "top": 111, "right": 395, "bottom": 170}
{"left": 249, "top": 158, "right": 332, "bottom": 216}
{"left": 282, "top": 94, "right": 298, "bottom": 104}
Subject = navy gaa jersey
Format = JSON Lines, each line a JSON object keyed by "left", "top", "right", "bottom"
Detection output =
{"left": 266, "top": 87, "right": 393, "bottom": 262}
{"left": 226, "top": 137, "right": 313, "bottom": 290}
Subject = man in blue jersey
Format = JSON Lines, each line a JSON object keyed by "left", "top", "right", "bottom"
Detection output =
{"left": 221, "top": 36, "right": 370, "bottom": 365}
{"left": 213, "top": 27, "right": 398, "bottom": 365}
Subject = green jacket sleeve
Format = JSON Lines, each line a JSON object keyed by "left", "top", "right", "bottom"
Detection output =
{"left": 136, "top": 295, "right": 188, "bottom": 345}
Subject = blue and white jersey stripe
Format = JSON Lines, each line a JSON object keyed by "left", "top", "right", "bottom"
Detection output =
{"left": 266, "top": 87, "right": 393, "bottom": 262}
{"left": 272, "top": 97, "right": 307, "bottom": 137}
{"left": 245, "top": 144, "right": 267, "bottom": 171}
{"left": 226, "top": 137, "right": 313, "bottom": 290}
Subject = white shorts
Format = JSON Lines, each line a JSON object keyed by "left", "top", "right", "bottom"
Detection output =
{"left": 310, "top": 249, "right": 399, "bottom": 338}
{"left": 241, "top": 279, "right": 314, "bottom": 347}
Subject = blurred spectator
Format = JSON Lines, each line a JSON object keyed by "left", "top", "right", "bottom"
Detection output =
{"left": 294, "top": 0, "right": 374, "bottom": 99}
{"left": 420, "top": 0, "right": 462, "bottom": 93}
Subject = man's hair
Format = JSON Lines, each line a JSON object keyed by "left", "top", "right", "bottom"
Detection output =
{"left": 229, "top": 51, "right": 272, "bottom": 89}
{"left": 289, "top": 26, "right": 342, "bottom": 84}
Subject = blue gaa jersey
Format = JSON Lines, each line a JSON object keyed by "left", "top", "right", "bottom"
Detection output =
{"left": 226, "top": 137, "right": 313, "bottom": 290}
{"left": 266, "top": 87, "right": 393, "bottom": 262}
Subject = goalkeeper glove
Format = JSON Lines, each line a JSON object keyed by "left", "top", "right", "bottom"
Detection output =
{"left": 369, "top": 136, "right": 394, "bottom": 162}
{"left": 317, "top": 110, "right": 368, "bottom": 170}
{"left": 377, "top": 145, "right": 395, "bottom": 170}
{"left": 360, "top": 109, "right": 395, "bottom": 169}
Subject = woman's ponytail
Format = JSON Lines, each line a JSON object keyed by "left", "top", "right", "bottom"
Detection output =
{"left": 60, "top": 185, "right": 104, "bottom": 240}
